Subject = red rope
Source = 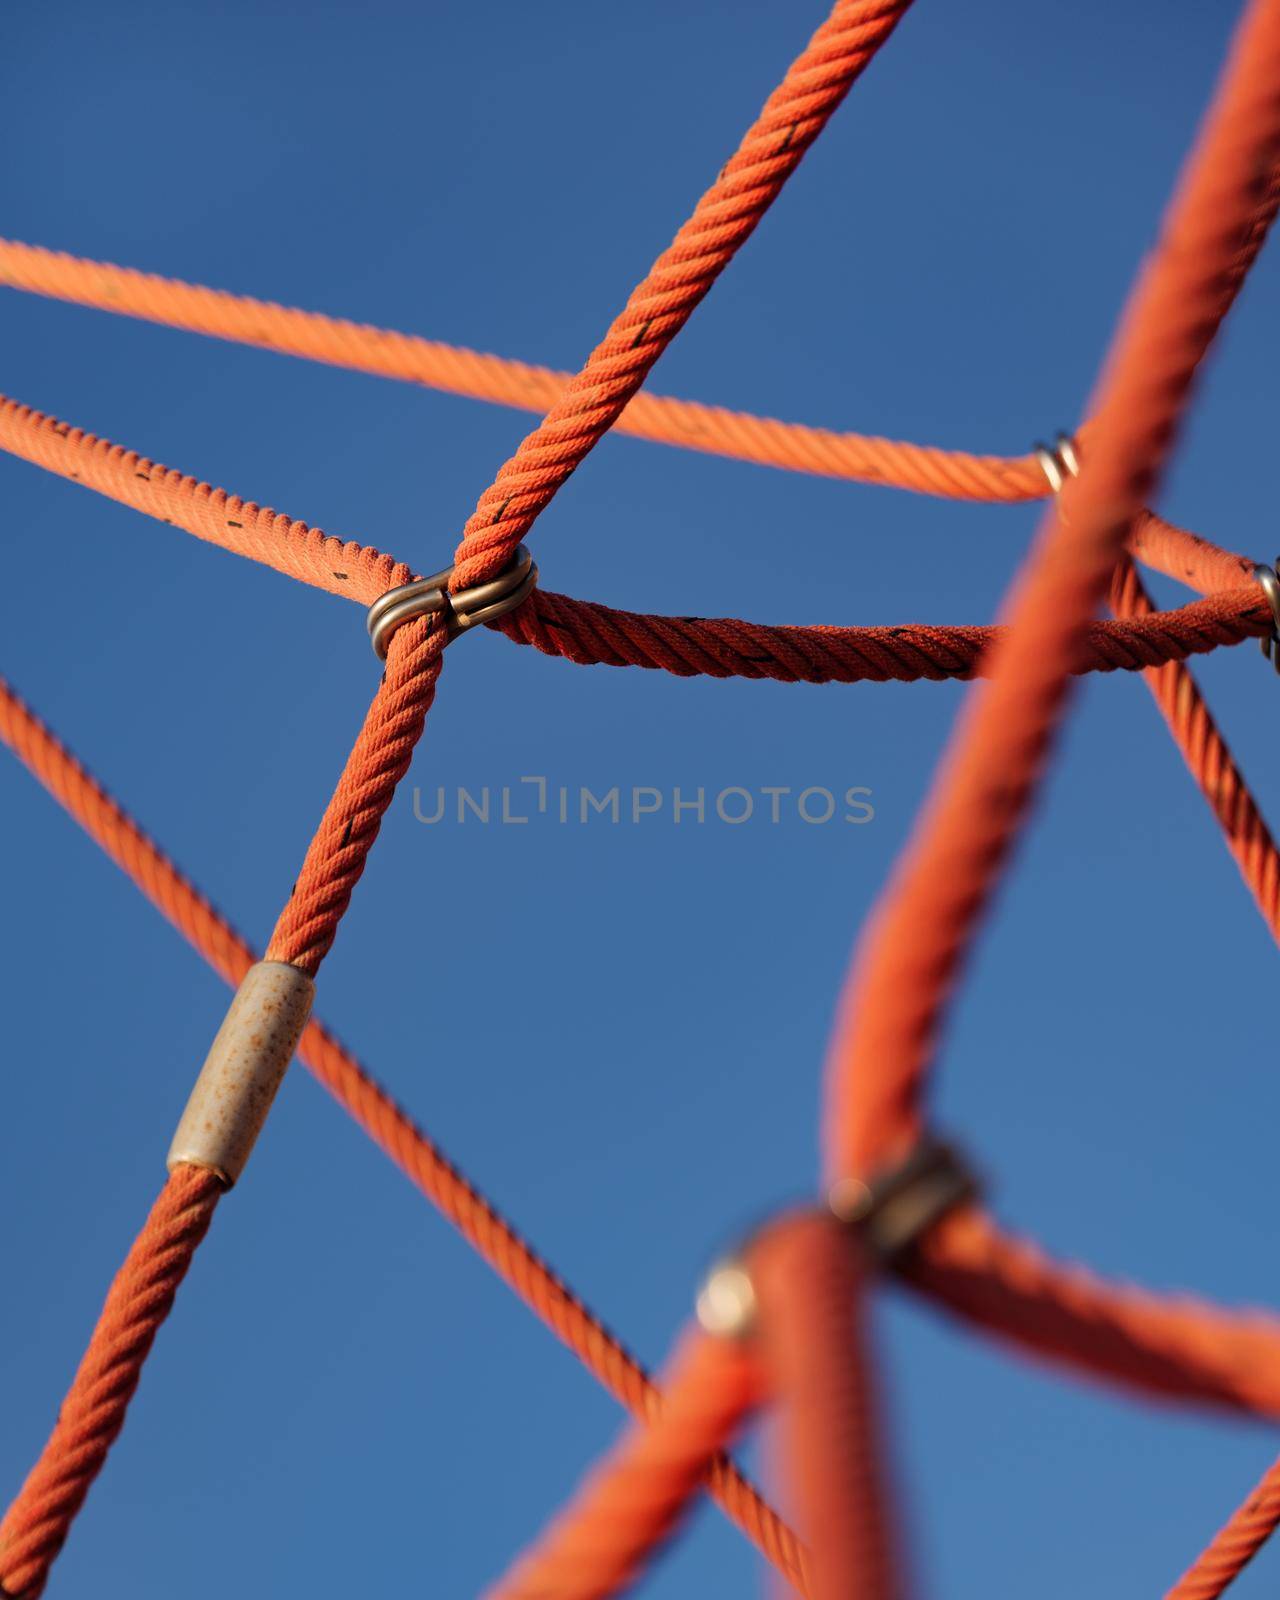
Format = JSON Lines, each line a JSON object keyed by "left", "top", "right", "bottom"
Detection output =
{"left": 0, "top": 1166, "right": 222, "bottom": 1599}
{"left": 756, "top": 1214, "right": 902, "bottom": 1600}
{"left": 0, "top": 394, "right": 1270, "bottom": 689}
{"left": 824, "top": 0, "right": 1280, "bottom": 1183}
{"left": 0, "top": 236, "right": 1046, "bottom": 502}
{"left": 483, "top": 1331, "right": 766, "bottom": 1600}
{"left": 0, "top": 674, "right": 808, "bottom": 1591}
{"left": 1112, "top": 558, "right": 1280, "bottom": 939}
{"left": 449, "top": 0, "right": 916, "bottom": 590}
{"left": 263, "top": 617, "right": 445, "bottom": 975}
{"left": 5, "top": 0, "right": 1280, "bottom": 1589}
{"left": 1166, "top": 1456, "right": 1280, "bottom": 1598}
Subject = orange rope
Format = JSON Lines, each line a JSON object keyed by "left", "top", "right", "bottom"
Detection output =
{"left": 499, "top": 579, "right": 1271, "bottom": 683}
{"left": 1112, "top": 558, "right": 1280, "bottom": 939}
{"left": 1, "top": 394, "right": 1271, "bottom": 688}
{"left": 824, "top": 0, "right": 1280, "bottom": 1183}
{"left": 448, "top": 0, "right": 916, "bottom": 590}
{"left": 0, "top": 1165, "right": 222, "bottom": 1600}
{"left": 0, "top": 635, "right": 442, "bottom": 1583}
{"left": 19, "top": 636, "right": 1280, "bottom": 1588}
{"left": 3, "top": 5, "right": 914, "bottom": 1574}
{"left": 483, "top": 1330, "right": 765, "bottom": 1600}
{"left": 0, "top": 236, "right": 1044, "bottom": 504}
{"left": 900, "top": 1206, "right": 1280, "bottom": 1419}
{"left": 0, "top": 394, "right": 409, "bottom": 608}
{"left": 2, "top": 152, "right": 1272, "bottom": 515}
{"left": 0, "top": 676, "right": 806, "bottom": 1589}
{"left": 5, "top": 0, "right": 1280, "bottom": 1586}
{"left": 1166, "top": 1456, "right": 1280, "bottom": 1599}
{"left": 756, "top": 1214, "right": 902, "bottom": 1600}
{"left": 263, "top": 617, "right": 444, "bottom": 975}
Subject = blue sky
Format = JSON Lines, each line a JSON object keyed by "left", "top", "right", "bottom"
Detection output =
{"left": 4, "top": 2, "right": 1280, "bottom": 1595}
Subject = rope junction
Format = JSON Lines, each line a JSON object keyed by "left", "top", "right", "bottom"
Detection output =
{"left": 5, "top": 0, "right": 1280, "bottom": 1593}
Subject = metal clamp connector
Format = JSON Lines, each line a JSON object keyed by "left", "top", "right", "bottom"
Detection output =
{"left": 827, "top": 1137, "right": 979, "bottom": 1265}
{"left": 1254, "top": 560, "right": 1280, "bottom": 674}
{"left": 167, "top": 961, "right": 315, "bottom": 1186}
{"left": 366, "top": 544, "right": 538, "bottom": 660}
{"left": 695, "top": 1256, "right": 759, "bottom": 1340}
{"left": 693, "top": 1139, "right": 978, "bottom": 1339}
{"left": 1033, "top": 432, "right": 1081, "bottom": 493}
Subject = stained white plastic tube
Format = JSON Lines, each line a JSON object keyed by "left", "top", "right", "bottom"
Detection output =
{"left": 167, "top": 961, "right": 315, "bottom": 1185}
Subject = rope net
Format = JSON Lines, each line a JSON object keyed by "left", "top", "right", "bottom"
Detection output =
{"left": 3, "top": 0, "right": 1280, "bottom": 1594}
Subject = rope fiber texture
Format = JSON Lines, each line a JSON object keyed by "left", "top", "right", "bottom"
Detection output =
{"left": 1, "top": 394, "right": 1271, "bottom": 688}
{"left": 7, "top": 0, "right": 1280, "bottom": 1592}
{"left": 482, "top": 1331, "right": 766, "bottom": 1600}
{"left": 0, "top": 237, "right": 1047, "bottom": 502}
{"left": 0, "top": 674, "right": 807, "bottom": 1593}
{"left": 824, "top": 0, "right": 1280, "bottom": 1183}
{"left": 0, "top": 1166, "right": 222, "bottom": 1600}
{"left": 447, "top": 0, "right": 917, "bottom": 591}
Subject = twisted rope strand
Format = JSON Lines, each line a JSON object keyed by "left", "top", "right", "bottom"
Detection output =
{"left": 825, "top": 0, "right": 1280, "bottom": 1181}
{"left": 0, "top": 394, "right": 1270, "bottom": 687}
{"left": 0, "top": 1166, "right": 222, "bottom": 1600}
{"left": 17, "top": 681, "right": 1280, "bottom": 1600}
{"left": 0, "top": 237, "right": 1046, "bottom": 501}
{"left": 482, "top": 1331, "right": 767, "bottom": 1600}
{"left": 263, "top": 617, "right": 444, "bottom": 975}
{"left": 1165, "top": 1456, "right": 1280, "bottom": 1598}
{"left": 1113, "top": 558, "right": 1280, "bottom": 938}
{"left": 1, "top": 139, "right": 1272, "bottom": 512}
{"left": 4, "top": 0, "right": 1280, "bottom": 1584}
{"left": 449, "top": 0, "right": 916, "bottom": 589}
{"left": 0, "top": 675, "right": 806, "bottom": 1591}
{"left": 0, "top": 469, "right": 442, "bottom": 1583}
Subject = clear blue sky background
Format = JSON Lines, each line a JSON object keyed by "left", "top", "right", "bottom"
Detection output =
{"left": 3, "top": 2, "right": 1280, "bottom": 1595}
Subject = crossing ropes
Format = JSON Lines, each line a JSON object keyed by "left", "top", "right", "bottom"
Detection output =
{"left": 4, "top": 1, "right": 1280, "bottom": 1595}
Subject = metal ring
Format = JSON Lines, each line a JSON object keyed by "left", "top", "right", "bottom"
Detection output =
{"left": 1033, "top": 432, "right": 1081, "bottom": 493}
{"left": 1253, "top": 560, "right": 1280, "bottom": 674}
{"left": 827, "top": 1137, "right": 979, "bottom": 1265}
{"left": 1033, "top": 441, "right": 1064, "bottom": 493}
{"left": 366, "top": 544, "right": 538, "bottom": 660}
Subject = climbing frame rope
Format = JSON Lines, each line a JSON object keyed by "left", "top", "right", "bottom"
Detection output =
{"left": 5, "top": 0, "right": 1280, "bottom": 1595}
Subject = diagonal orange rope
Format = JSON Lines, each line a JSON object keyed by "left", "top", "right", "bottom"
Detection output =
{"left": 6, "top": 0, "right": 1280, "bottom": 1588}
{"left": 448, "top": 0, "right": 917, "bottom": 590}
{"left": 15, "top": 662, "right": 1280, "bottom": 1448}
{"left": 1166, "top": 1455, "right": 1280, "bottom": 1598}
{"left": 0, "top": 672, "right": 805, "bottom": 1589}
{"left": 2, "top": 3, "right": 918, "bottom": 1575}
{"left": 0, "top": 619, "right": 446, "bottom": 1591}
{"left": 482, "top": 1330, "right": 765, "bottom": 1600}
{"left": 1112, "top": 557, "right": 1280, "bottom": 939}
{"left": 263, "top": 618, "right": 445, "bottom": 975}
{"left": 0, "top": 236, "right": 1044, "bottom": 502}
{"left": 824, "top": 0, "right": 1280, "bottom": 1183}
{"left": 0, "top": 1165, "right": 222, "bottom": 1599}
{"left": 2, "top": 153, "right": 1273, "bottom": 513}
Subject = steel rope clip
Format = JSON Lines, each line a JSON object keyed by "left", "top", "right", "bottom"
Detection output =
{"left": 1033, "top": 432, "right": 1081, "bottom": 493}
{"left": 694, "top": 1138, "right": 980, "bottom": 1340}
{"left": 1253, "top": 559, "right": 1280, "bottom": 674}
{"left": 827, "top": 1137, "right": 980, "bottom": 1266}
{"left": 366, "top": 543, "right": 538, "bottom": 660}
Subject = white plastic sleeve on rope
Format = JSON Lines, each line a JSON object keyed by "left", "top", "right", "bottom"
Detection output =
{"left": 167, "top": 960, "right": 315, "bottom": 1185}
